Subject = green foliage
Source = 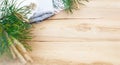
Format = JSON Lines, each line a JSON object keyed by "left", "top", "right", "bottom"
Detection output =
{"left": 62, "top": 0, "right": 89, "bottom": 13}
{"left": 0, "top": 0, "right": 32, "bottom": 55}
{"left": 0, "top": 24, "right": 11, "bottom": 55}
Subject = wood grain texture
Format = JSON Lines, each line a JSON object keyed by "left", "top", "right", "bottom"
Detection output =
{"left": 30, "top": 42, "right": 120, "bottom": 65}
{"left": 1, "top": 0, "right": 120, "bottom": 65}
{"left": 31, "top": 19, "right": 120, "bottom": 42}
{"left": 30, "top": 0, "right": 120, "bottom": 65}
{"left": 50, "top": 0, "right": 120, "bottom": 19}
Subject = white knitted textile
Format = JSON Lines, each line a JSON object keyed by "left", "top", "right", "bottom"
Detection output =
{"left": 17, "top": 0, "right": 64, "bottom": 23}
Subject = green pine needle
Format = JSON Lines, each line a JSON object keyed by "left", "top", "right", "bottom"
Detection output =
{"left": 0, "top": 0, "right": 32, "bottom": 56}
{"left": 62, "top": 0, "right": 88, "bottom": 13}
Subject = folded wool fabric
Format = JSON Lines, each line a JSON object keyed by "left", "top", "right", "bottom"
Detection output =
{"left": 29, "top": 11, "right": 55, "bottom": 23}
{"left": 18, "top": 0, "right": 64, "bottom": 23}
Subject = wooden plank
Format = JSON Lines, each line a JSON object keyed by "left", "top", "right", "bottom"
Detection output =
{"left": 50, "top": 8, "right": 120, "bottom": 19}
{"left": 50, "top": 0, "right": 120, "bottom": 19}
{"left": 86, "top": 0, "right": 120, "bottom": 8}
{"left": 31, "top": 19, "right": 120, "bottom": 42}
{"left": 30, "top": 42, "right": 120, "bottom": 65}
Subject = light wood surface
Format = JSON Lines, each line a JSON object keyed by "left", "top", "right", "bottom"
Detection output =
{"left": 1, "top": 0, "right": 120, "bottom": 65}
{"left": 30, "top": 0, "right": 120, "bottom": 65}
{"left": 31, "top": 19, "right": 120, "bottom": 42}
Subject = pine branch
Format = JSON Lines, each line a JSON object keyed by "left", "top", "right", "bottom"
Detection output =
{"left": 62, "top": 0, "right": 89, "bottom": 13}
{"left": 0, "top": 0, "right": 33, "bottom": 64}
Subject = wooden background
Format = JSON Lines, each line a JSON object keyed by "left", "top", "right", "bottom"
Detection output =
{"left": 1, "top": 0, "right": 120, "bottom": 65}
